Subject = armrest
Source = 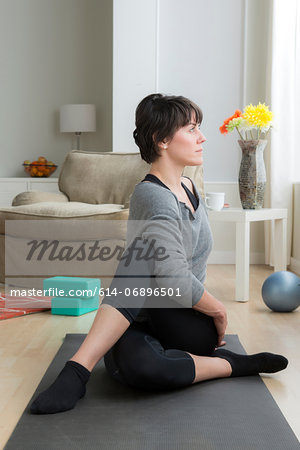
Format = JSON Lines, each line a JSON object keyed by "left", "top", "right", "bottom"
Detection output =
{"left": 12, "top": 191, "right": 69, "bottom": 206}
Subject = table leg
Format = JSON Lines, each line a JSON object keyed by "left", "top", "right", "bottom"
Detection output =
{"left": 235, "top": 222, "right": 250, "bottom": 302}
{"left": 274, "top": 218, "right": 287, "bottom": 271}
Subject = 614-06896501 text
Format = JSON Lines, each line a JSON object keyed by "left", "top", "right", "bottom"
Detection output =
{"left": 100, "top": 287, "right": 182, "bottom": 297}
{"left": 8, "top": 287, "right": 183, "bottom": 299}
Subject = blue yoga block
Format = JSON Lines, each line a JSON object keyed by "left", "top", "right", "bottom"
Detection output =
{"left": 43, "top": 276, "right": 100, "bottom": 299}
{"left": 51, "top": 295, "right": 99, "bottom": 316}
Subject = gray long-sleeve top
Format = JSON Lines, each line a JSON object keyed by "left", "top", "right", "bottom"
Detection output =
{"left": 126, "top": 177, "right": 213, "bottom": 308}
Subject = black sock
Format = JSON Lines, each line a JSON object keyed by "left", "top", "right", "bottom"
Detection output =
{"left": 212, "top": 349, "right": 288, "bottom": 377}
{"left": 30, "top": 360, "right": 91, "bottom": 414}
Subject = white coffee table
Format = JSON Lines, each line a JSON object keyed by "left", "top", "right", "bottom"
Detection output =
{"left": 207, "top": 208, "right": 288, "bottom": 302}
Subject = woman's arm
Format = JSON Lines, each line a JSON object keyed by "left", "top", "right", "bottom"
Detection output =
{"left": 193, "top": 290, "right": 228, "bottom": 347}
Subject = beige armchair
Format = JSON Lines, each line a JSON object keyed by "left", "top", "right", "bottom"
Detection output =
{"left": 0, "top": 150, "right": 204, "bottom": 290}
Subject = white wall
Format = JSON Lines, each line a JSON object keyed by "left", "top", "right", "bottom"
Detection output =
{"left": 243, "top": 0, "right": 272, "bottom": 105}
{"left": 113, "top": 0, "right": 245, "bottom": 183}
{"left": 158, "top": 0, "right": 245, "bottom": 183}
{"left": 291, "top": 183, "right": 300, "bottom": 275}
{"left": 113, "top": 0, "right": 158, "bottom": 152}
{"left": 0, "top": 0, "right": 112, "bottom": 177}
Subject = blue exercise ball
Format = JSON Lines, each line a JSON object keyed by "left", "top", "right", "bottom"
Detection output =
{"left": 262, "top": 271, "right": 300, "bottom": 312}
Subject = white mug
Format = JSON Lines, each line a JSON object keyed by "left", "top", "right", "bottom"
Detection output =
{"left": 205, "top": 192, "right": 225, "bottom": 211}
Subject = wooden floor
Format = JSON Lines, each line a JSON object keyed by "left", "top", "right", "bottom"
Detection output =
{"left": 0, "top": 265, "right": 299, "bottom": 448}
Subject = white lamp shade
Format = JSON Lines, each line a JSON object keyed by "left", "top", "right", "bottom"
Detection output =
{"left": 60, "top": 104, "right": 96, "bottom": 132}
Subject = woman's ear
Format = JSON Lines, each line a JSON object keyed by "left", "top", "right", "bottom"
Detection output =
{"left": 153, "top": 132, "right": 169, "bottom": 151}
{"left": 157, "top": 139, "right": 169, "bottom": 150}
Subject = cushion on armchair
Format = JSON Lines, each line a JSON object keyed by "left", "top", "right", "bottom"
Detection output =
{"left": 12, "top": 191, "right": 69, "bottom": 206}
{"left": 0, "top": 202, "right": 127, "bottom": 220}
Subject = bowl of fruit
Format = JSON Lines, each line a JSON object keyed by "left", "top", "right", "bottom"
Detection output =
{"left": 23, "top": 157, "right": 58, "bottom": 177}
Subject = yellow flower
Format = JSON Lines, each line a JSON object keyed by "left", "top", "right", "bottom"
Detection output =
{"left": 243, "top": 102, "right": 273, "bottom": 129}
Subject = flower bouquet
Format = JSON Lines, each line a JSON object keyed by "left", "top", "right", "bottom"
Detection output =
{"left": 219, "top": 103, "right": 274, "bottom": 209}
{"left": 219, "top": 103, "right": 273, "bottom": 141}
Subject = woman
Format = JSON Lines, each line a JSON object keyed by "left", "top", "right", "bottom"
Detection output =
{"left": 30, "top": 93, "right": 288, "bottom": 414}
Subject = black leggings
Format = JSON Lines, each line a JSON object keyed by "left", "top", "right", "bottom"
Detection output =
{"left": 103, "top": 306, "right": 218, "bottom": 391}
{"left": 102, "top": 239, "right": 218, "bottom": 391}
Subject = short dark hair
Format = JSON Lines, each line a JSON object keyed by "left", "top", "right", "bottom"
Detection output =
{"left": 133, "top": 93, "right": 203, "bottom": 164}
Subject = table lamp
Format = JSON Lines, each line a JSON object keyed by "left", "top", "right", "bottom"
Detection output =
{"left": 60, "top": 104, "right": 96, "bottom": 149}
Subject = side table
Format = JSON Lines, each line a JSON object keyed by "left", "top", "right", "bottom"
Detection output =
{"left": 207, "top": 208, "right": 288, "bottom": 302}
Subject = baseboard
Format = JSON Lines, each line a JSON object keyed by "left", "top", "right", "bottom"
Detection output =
{"left": 207, "top": 251, "right": 265, "bottom": 264}
{"left": 290, "top": 257, "right": 300, "bottom": 275}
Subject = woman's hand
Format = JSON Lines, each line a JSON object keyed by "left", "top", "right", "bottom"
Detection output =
{"left": 192, "top": 289, "right": 228, "bottom": 348}
{"left": 213, "top": 311, "right": 228, "bottom": 348}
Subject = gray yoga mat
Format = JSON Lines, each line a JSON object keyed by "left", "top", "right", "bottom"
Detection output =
{"left": 5, "top": 334, "right": 299, "bottom": 450}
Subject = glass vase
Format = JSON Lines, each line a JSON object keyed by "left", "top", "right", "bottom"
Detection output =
{"left": 238, "top": 139, "right": 267, "bottom": 209}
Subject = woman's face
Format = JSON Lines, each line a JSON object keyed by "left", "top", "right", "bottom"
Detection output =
{"left": 162, "top": 115, "right": 206, "bottom": 166}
